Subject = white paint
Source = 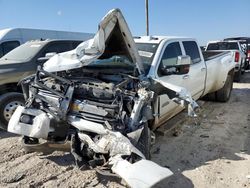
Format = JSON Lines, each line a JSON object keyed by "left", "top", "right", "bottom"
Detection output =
{"left": 112, "top": 158, "right": 173, "bottom": 188}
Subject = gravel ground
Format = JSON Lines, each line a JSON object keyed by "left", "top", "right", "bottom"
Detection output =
{"left": 0, "top": 71, "right": 249, "bottom": 188}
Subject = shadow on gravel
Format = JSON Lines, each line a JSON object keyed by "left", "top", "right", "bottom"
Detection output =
{"left": 46, "top": 153, "right": 127, "bottom": 187}
{"left": 95, "top": 173, "right": 126, "bottom": 188}
{"left": 151, "top": 129, "right": 250, "bottom": 188}
{"left": 153, "top": 173, "right": 194, "bottom": 188}
{"left": 45, "top": 153, "right": 75, "bottom": 166}
{"left": 0, "top": 130, "right": 18, "bottom": 139}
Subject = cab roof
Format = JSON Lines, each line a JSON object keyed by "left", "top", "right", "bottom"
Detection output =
{"left": 134, "top": 35, "right": 193, "bottom": 44}
{"left": 208, "top": 40, "right": 239, "bottom": 44}
{"left": 24, "top": 39, "right": 82, "bottom": 44}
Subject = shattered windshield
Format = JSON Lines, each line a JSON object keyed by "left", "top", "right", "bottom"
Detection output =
{"left": 1, "top": 42, "right": 44, "bottom": 61}
{"left": 136, "top": 43, "right": 159, "bottom": 74}
{"left": 87, "top": 55, "right": 135, "bottom": 70}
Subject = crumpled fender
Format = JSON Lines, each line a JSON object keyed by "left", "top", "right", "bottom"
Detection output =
{"left": 152, "top": 78, "right": 199, "bottom": 117}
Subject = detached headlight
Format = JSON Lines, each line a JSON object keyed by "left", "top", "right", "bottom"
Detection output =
{"left": 20, "top": 114, "right": 33, "bottom": 124}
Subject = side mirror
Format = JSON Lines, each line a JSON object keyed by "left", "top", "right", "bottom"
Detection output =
{"left": 45, "top": 52, "right": 57, "bottom": 58}
{"left": 37, "top": 52, "right": 57, "bottom": 64}
{"left": 160, "top": 55, "right": 191, "bottom": 75}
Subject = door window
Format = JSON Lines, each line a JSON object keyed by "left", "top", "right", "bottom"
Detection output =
{"left": 0, "top": 44, "right": 3, "bottom": 57}
{"left": 41, "top": 42, "right": 72, "bottom": 57}
{"left": 183, "top": 41, "right": 201, "bottom": 64}
{"left": 1, "top": 41, "right": 20, "bottom": 56}
{"left": 158, "top": 42, "right": 182, "bottom": 76}
{"left": 72, "top": 41, "right": 82, "bottom": 49}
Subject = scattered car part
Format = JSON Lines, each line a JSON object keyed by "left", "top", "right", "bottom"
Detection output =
{"left": 111, "top": 158, "right": 173, "bottom": 188}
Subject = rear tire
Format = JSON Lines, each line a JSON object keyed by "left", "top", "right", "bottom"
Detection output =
{"left": 202, "top": 92, "right": 216, "bottom": 101}
{"left": 0, "top": 92, "right": 24, "bottom": 130}
{"left": 216, "top": 75, "right": 233, "bottom": 102}
{"left": 246, "top": 62, "right": 249, "bottom": 70}
{"left": 234, "top": 69, "right": 241, "bottom": 82}
{"left": 241, "top": 62, "right": 245, "bottom": 75}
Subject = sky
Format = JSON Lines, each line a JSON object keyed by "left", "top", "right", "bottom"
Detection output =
{"left": 0, "top": 0, "right": 249, "bottom": 45}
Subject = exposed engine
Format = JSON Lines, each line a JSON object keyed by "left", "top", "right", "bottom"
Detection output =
{"left": 10, "top": 58, "right": 155, "bottom": 170}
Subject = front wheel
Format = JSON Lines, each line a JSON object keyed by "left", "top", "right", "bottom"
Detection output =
{"left": 216, "top": 75, "right": 233, "bottom": 102}
{"left": 136, "top": 123, "right": 151, "bottom": 159}
{"left": 0, "top": 92, "right": 25, "bottom": 130}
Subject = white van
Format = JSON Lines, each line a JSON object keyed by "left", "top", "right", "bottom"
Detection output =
{"left": 0, "top": 28, "right": 94, "bottom": 57}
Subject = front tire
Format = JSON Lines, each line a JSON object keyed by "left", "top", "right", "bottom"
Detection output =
{"left": 136, "top": 124, "right": 151, "bottom": 159}
{"left": 0, "top": 92, "right": 24, "bottom": 130}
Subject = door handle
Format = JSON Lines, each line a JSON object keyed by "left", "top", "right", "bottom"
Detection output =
{"left": 201, "top": 67, "right": 206, "bottom": 71}
{"left": 182, "top": 75, "right": 189, "bottom": 79}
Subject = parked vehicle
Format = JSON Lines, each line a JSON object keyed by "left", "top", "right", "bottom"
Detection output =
{"left": 0, "top": 28, "right": 94, "bottom": 58}
{"left": 200, "top": 46, "right": 206, "bottom": 51}
{"left": 205, "top": 40, "right": 246, "bottom": 81}
{"left": 224, "top": 37, "right": 250, "bottom": 69}
{"left": 0, "top": 39, "right": 85, "bottom": 129}
{"left": 7, "top": 9, "right": 235, "bottom": 188}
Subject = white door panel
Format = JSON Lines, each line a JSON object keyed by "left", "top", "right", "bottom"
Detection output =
{"left": 186, "top": 62, "right": 206, "bottom": 98}
{"left": 182, "top": 41, "right": 206, "bottom": 99}
{"left": 157, "top": 74, "right": 188, "bottom": 119}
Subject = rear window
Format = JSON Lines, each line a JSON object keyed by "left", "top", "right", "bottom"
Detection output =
{"left": 41, "top": 42, "right": 71, "bottom": 57}
{"left": 72, "top": 41, "right": 82, "bottom": 48}
{"left": 0, "top": 44, "right": 3, "bottom": 58}
{"left": 0, "top": 41, "right": 20, "bottom": 58}
{"left": 183, "top": 41, "right": 201, "bottom": 64}
{"left": 1, "top": 42, "right": 45, "bottom": 61}
{"left": 207, "top": 42, "right": 239, "bottom": 50}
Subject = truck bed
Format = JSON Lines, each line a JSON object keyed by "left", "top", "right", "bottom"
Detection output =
{"left": 202, "top": 51, "right": 229, "bottom": 61}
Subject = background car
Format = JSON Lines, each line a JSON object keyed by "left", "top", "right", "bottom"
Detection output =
{"left": 0, "top": 39, "right": 84, "bottom": 129}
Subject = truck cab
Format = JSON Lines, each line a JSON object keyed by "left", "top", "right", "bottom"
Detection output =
{"left": 135, "top": 36, "right": 234, "bottom": 128}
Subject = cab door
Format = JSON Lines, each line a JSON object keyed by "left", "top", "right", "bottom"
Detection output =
{"left": 181, "top": 41, "right": 206, "bottom": 99}
{"left": 155, "top": 41, "right": 188, "bottom": 123}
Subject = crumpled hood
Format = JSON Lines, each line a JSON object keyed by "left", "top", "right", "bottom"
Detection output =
{"left": 43, "top": 9, "right": 144, "bottom": 74}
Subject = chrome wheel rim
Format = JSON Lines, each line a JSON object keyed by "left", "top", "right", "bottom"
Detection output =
{"left": 3, "top": 101, "right": 23, "bottom": 121}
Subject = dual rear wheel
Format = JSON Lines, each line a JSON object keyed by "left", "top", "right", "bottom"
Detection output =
{"left": 204, "top": 74, "right": 233, "bottom": 102}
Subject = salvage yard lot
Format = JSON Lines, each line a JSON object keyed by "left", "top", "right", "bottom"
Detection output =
{"left": 0, "top": 72, "right": 250, "bottom": 188}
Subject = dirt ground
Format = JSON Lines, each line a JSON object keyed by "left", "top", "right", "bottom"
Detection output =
{"left": 0, "top": 71, "right": 249, "bottom": 188}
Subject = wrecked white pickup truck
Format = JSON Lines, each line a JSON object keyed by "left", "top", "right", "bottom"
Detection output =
{"left": 8, "top": 9, "right": 235, "bottom": 188}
